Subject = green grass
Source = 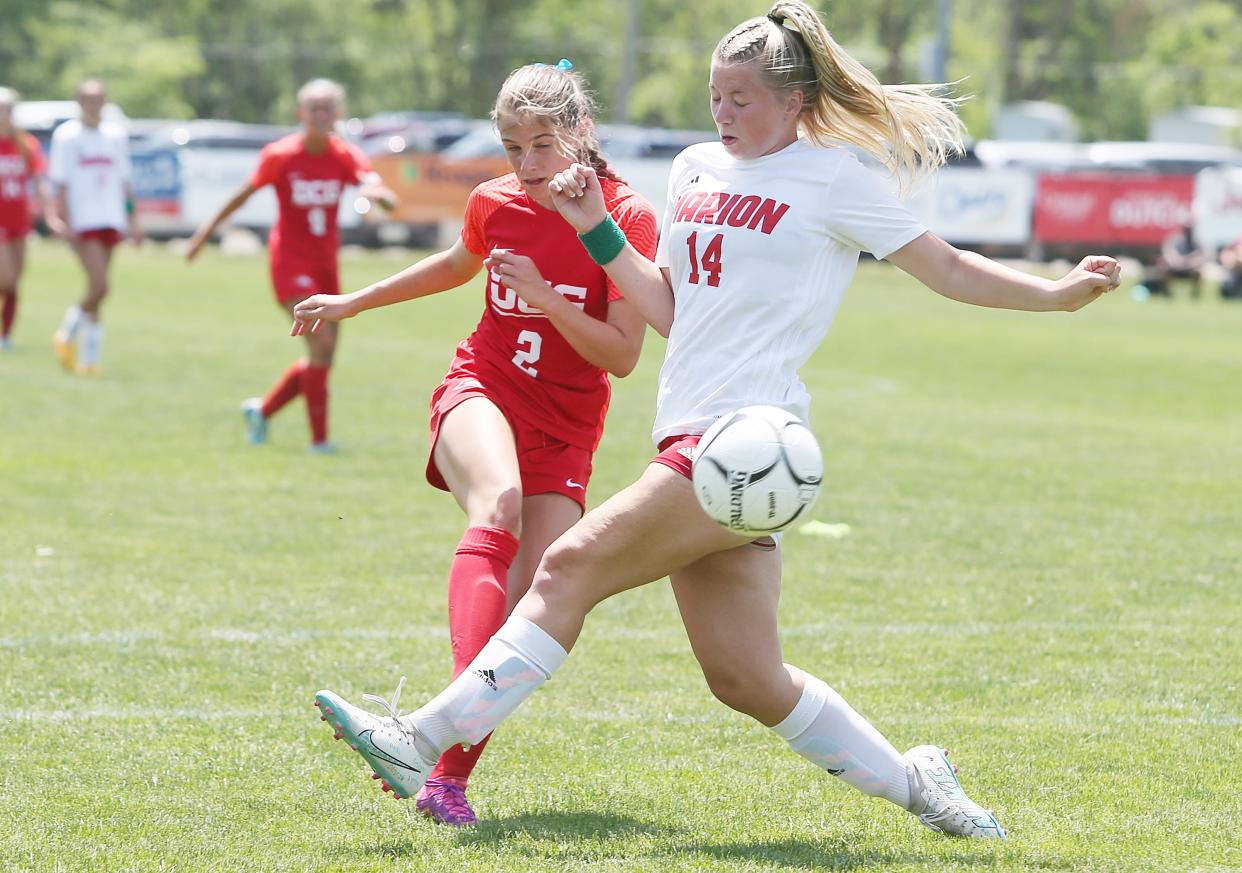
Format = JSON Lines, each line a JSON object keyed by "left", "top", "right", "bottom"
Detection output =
{"left": 2, "top": 240, "right": 1240, "bottom": 872}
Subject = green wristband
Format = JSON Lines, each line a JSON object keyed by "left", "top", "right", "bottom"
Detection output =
{"left": 578, "top": 215, "right": 627, "bottom": 265}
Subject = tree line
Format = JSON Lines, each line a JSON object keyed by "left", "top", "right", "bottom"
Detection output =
{"left": 3, "top": 0, "right": 1242, "bottom": 141}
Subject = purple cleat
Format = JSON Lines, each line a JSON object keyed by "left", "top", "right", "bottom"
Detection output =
{"left": 415, "top": 777, "right": 478, "bottom": 827}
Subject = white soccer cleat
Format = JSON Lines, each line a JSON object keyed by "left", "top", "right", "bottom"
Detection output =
{"left": 314, "top": 678, "right": 437, "bottom": 801}
{"left": 905, "top": 745, "right": 1007, "bottom": 840}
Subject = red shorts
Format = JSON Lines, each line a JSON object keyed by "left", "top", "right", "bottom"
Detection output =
{"left": 426, "top": 374, "right": 594, "bottom": 510}
{"left": 0, "top": 223, "right": 30, "bottom": 242}
{"left": 270, "top": 260, "right": 339, "bottom": 304}
{"left": 651, "top": 432, "right": 777, "bottom": 549}
{"left": 652, "top": 434, "right": 701, "bottom": 480}
{"left": 75, "top": 228, "right": 123, "bottom": 248}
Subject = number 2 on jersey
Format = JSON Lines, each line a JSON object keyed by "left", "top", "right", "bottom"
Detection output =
{"left": 513, "top": 329, "right": 542, "bottom": 377}
{"left": 686, "top": 231, "right": 724, "bottom": 287}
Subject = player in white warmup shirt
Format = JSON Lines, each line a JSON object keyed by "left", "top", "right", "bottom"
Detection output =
{"left": 313, "top": 0, "right": 1120, "bottom": 840}
{"left": 47, "top": 79, "right": 141, "bottom": 375}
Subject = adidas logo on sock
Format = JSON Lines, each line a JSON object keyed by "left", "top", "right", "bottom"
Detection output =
{"left": 474, "top": 668, "right": 498, "bottom": 691}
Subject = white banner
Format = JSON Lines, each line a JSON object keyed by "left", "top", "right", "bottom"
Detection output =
{"left": 906, "top": 167, "right": 1035, "bottom": 245}
{"left": 1193, "top": 166, "right": 1242, "bottom": 251}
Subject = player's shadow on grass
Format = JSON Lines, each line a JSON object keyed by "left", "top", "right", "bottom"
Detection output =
{"left": 369, "top": 809, "right": 674, "bottom": 859}
{"left": 461, "top": 808, "right": 677, "bottom": 843}
{"left": 456, "top": 812, "right": 1067, "bottom": 870}
{"left": 372, "top": 811, "right": 1072, "bottom": 870}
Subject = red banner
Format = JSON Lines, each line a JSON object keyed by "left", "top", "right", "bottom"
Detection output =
{"left": 1033, "top": 174, "right": 1194, "bottom": 245}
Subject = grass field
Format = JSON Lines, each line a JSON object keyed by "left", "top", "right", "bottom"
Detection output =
{"left": 2, "top": 240, "right": 1240, "bottom": 872}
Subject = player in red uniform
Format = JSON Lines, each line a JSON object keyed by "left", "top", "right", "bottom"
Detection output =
{"left": 291, "top": 61, "right": 657, "bottom": 824}
{"left": 186, "top": 78, "right": 394, "bottom": 451}
{"left": 0, "top": 87, "right": 56, "bottom": 349}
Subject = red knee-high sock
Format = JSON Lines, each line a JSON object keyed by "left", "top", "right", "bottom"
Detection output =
{"left": 261, "top": 359, "right": 306, "bottom": 418}
{"left": 0, "top": 290, "right": 15, "bottom": 338}
{"left": 301, "top": 363, "right": 330, "bottom": 445}
{"left": 429, "top": 525, "right": 521, "bottom": 784}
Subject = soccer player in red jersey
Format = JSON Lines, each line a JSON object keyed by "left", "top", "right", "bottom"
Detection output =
{"left": 292, "top": 61, "right": 658, "bottom": 824}
{"left": 0, "top": 87, "right": 57, "bottom": 349}
{"left": 187, "top": 78, "right": 395, "bottom": 451}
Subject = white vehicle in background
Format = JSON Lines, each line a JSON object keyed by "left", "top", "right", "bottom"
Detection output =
{"left": 130, "top": 120, "right": 371, "bottom": 241}
{"left": 14, "top": 100, "right": 130, "bottom": 152}
{"left": 130, "top": 121, "right": 288, "bottom": 240}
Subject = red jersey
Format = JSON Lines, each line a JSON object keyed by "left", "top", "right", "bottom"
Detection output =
{"left": 0, "top": 133, "right": 46, "bottom": 234}
{"left": 455, "top": 173, "right": 658, "bottom": 451}
{"left": 249, "top": 133, "right": 372, "bottom": 266}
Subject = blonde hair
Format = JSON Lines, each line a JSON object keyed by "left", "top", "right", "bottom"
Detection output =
{"left": 492, "top": 65, "right": 618, "bottom": 182}
{"left": 716, "top": 0, "right": 964, "bottom": 185}
{"left": 297, "top": 78, "right": 345, "bottom": 109}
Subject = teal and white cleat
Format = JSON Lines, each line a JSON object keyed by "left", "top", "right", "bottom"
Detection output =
{"left": 905, "top": 745, "right": 1007, "bottom": 840}
{"left": 314, "top": 678, "right": 437, "bottom": 802}
{"left": 240, "top": 397, "right": 268, "bottom": 445}
{"left": 308, "top": 441, "right": 338, "bottom": 454}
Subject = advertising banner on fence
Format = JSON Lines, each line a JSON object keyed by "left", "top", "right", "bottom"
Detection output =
{"left": 1193, "top": 167, "right": 1242, "bottom": 251}
{"left": 906, "top": 167, "right": 1035, "bottom": 245}
{"left": 131, "top": 149, "right": 181, "bottom": 218}
{"left": 1033, "top": 174, "right": 1194, "bottom": 245}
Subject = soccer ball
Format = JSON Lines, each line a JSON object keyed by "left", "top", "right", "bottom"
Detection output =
{"left": 691, "top": 405, "right": 823, "bottom": 537}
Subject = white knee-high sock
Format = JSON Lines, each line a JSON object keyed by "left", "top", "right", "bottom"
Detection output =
{"left": 404, "top": 615, "right": 567, "bottom": 755}
{"left": 59, "top": 305, "right": 84, "bottom": 339}
{"left": 772, "top": 672, "right": 912, "bottom": 809}
{"left": 79, "top": 318, "right": 103, "bottom": 366}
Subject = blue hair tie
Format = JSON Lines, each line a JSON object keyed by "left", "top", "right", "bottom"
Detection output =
{"left": 533, "top": 58, "right": 574, "bottom": 71}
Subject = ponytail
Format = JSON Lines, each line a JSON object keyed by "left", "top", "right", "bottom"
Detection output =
{"left": 717, "top": 1, "right": 965, "bottom": 187}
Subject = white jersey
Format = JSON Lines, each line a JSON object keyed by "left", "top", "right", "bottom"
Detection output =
{"left": 652, "top": 138, "right": 925, "bottom": 444}
{"left": 48, "top": 120, "right": 131, "bottom": 233}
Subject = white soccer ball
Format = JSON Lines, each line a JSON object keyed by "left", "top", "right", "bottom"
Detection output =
{"left": 691, "top": 405, "right": 823, "bottom": 537}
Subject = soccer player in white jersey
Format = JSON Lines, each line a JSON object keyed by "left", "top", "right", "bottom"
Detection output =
{"left": 313, "top": 0, "right": 1120, "bottom": 839}
{"left": 47, "top": 79, "right": 141, "bottom": 375}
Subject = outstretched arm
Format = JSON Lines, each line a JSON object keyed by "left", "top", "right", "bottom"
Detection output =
{"left": 185, "top": 182, "right": 256, "bottom": 262}
{"left": 549, "top": 163, "right": 676, "bottom": 337}
{"left": 291, "top": 237, "right": 483, "bottom": 335}
{"left": 886, "top": 231, "right": 1120, "bottom": 312}
{"left": 356, "top": 170, "right": 396, "bottom": 213}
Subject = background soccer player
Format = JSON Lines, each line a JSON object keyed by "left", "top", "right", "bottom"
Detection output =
{"left": 186, "top": 78, "right": 395, "bottom": 452}
{"left": 293, "top": 61, "right": 657, "bottom": 824}
{"left": 47, "top": 79, "right": 140, "bottom": 375}
{"left": 0, "top": 86, "right": 57, "bottom": 350}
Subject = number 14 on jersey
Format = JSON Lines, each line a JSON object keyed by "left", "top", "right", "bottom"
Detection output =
{"left": 686, "top": 231, "right": 724, "bottom": 287}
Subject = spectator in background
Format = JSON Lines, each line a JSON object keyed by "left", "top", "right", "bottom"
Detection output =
{"left": 186, "top": 78, "right": 395, "bottom": 452}
{"left": 1145, "top": 221, "right": 1206, "bottom": 300}
{"left": 1218, "top": 235, "right": 1242, "bottom": 301}
{"left": 0, "top": 86, "right": 59, "bottom": 350}
{"left": 47, "top": 79, "right": 141, "bottom": 375}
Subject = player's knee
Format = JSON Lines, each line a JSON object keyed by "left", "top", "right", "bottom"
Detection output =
{"left": 474, "top": 486, "right": 522, "bottom": 533}
{"left": 530, "top": 538, "right": 598, "bottom": 611}
{"left": 701, "top": 662, "right": 767, "bottom": 717}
